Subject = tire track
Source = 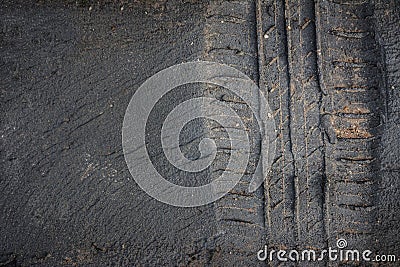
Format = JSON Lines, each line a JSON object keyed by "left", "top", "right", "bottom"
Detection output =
{"left": 201, "top": 1, "right": 267, "bottom": 265}
{"left": 315, "top": 1, "right": 384, "bottom": 265}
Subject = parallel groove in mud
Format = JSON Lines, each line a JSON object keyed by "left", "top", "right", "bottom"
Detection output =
{"left": 258, "top": 0, "right": 298, "bottom": 259}
{"left": 257, "top": 1, "right": 328, "bottom": 266}
{"left": 284, "top": 1, "right": 327, "bottom": 262}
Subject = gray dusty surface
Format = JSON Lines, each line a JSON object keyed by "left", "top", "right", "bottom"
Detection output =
{"left": 1, "top": 0, "right": 399, "bottom": 266}
{"left": 1, "top": 1, "right": 217, "bottom": 266}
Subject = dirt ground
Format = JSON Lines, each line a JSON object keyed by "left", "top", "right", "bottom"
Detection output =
{"left": 1, "top": 0, "right": 399, "bottom": 266}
